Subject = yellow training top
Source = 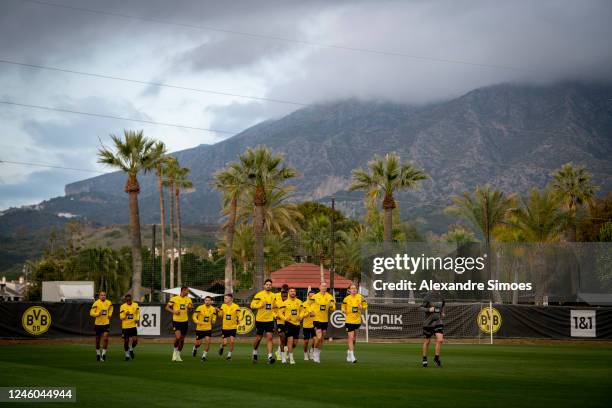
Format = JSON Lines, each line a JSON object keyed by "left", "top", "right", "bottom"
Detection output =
{"left": 302, "top": 299, "right": 315, "bottom": 329}
{"left": 119, "top": 302, "right": 140, "bottom": 329}
{"left": 218, "top": 303, "right": 241, "bottom": 330}
{"left": 282, "top": 297, "right": 304, "bottom": 325}
{"left": 192, "top": 304, "right": 217, "bottom": 331}
{"left": 311, "top": 291, "right": 336, "bottom": 323}
{"left": 168, "top": 295, "right": 193, "bottom": 322}
{"left": 250, "top": 290, "right": 277, "bottom": 322}
{"left": 342, "top": 294, "right": 368, "bottom": 325}
{"left": 90, "top": 299, "right": 113, "bottom": 325}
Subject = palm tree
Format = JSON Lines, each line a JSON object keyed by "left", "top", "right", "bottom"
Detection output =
{"left": 301, "top": 215, "right": 332, "bottom": 283}
{"left": 510, "top": 188, "right": 568, "bottom": 305}
{"left": 446, "top": 185, "right": 515, "bottom": 302}
{"left": 163, "top": 157, "right": 180, "bottom": 289}
{"left": 550, "top": 163, "right": 598, "bottom": 242}
{"left": 239, "top": 146, "right": 298, "bottom": 289}
{"left": 97, "top": 130, "right": 160, "bottom": 300}
{"left": 174, "top": 166, "right": 193, "bottom": 286}
{"left": 153, "top": 142, "right": 169, "bottom": 299}
{"left": 237, "top": 184, "right": 303, "bottom": 235}
{"left": 349, "top": 153, "right": 427, "bottom": 248}
{"left": 212, "top": 161, "right": 248, "bottom": 294}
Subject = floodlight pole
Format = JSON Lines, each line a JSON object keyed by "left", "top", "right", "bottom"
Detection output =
{"left": 151, "top": 224, "right": 156, "bottom": 303}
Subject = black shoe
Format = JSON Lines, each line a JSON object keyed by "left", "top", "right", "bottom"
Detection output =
{"left": 422, "top": 358, "right": 428, "bottom": 368}
{"left": 252, "top": 354, "right": 258, "bottom": 364}
{"left": 352, "top": 359, "right": 357, "bottom": 364}
{"left": 218, "top": 347, "right": 224, "bottom": 356}
{"left": 96, "top": 354, "right": 100, "bottom": 362}
{"left": 101, "top": 354, "right": 106, "bottom": 362}
{"left": 226, "top": 356, "right": 232, "bottom": 361}
{"left": 268, "top": 356, "right": 276, "bottom": 365}
{"left": 201, "top": 355, "right": 207, "bottom": 362}
{"left": 125, "top": 356, "right": 130, "bottom": 361}
{"left": 434, "top": 357, "right": 442, "bottom": 367}
{"left": 192, "top": 347, "right": 197, "bottom": 357}
{"left": 130, "top": 350, "right": 135, "bottom": 359}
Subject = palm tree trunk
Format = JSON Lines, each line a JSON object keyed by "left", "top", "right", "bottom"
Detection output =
{"left": 126, "top": 174, "right": 143, "bottom": 300}
{"left": 382, "top": 194, "right": 394, "bottom": 302}
{"left": 176, "top": 188, "right": 183, "bottom": 287}
{"left": 224, "top": 197, "right": 237, "bottom": 294}
{"left": 157, "top": 172, "right": 167, "bottom": 301}
{"left": 254, "top": 201, "right": 265, "bottom": 290}
{"left": 169, "top": 181, "right": 175, "bottom": 289}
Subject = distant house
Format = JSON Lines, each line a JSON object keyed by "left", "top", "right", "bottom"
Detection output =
{"left": 0, "top": 276, "right": 27, "bottom": 301}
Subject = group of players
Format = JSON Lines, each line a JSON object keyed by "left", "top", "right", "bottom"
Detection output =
{"left": 89, "top": 279, "right": 445, "bottom": 367}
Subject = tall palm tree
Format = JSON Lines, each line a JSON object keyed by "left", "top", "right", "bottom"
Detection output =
{"left": 301, "top": 215, "right": 332, "bottom": 283}
{"left": 237, "top": 184, "right": 303, "bottom": 235}
{"left": 212, "top": 161, "right": 248, "bottom": 294}
{"left": 550, "top": 163, "right": 598, "bottom": 242}
{"left": 163, "top": 157, "right": 180, "bottom": 288}
{"left": 174, "top": 166, "right": 192, "bottom": 286}
{"left": 153, "top": 142, "right": 170, "bottom": 300}
{"left": 97, "top": 130, "right": 160, "bottom": 300}
{"left": 239, "top": 146, "right": 298, "bottom": 289}
{"left": 510, "top": 188, "right": 568, "bottom": 305}
{"left": 446, "top": 185, "right": 515, "bottom": 302}
{"left": 349, "top": 153, "right": 427, "bottom": 248}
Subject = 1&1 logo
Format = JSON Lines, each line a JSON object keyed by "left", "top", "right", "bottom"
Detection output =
{"left": 477, "top": 307, "right": 502, "bottom": 334}
{"left": 330, "top": 310, "right": 345, "bottom": 328}
{"left": 237, "top": 307, "right": 255, "bottom": 335}
{"left": 22, "top": 306, "right": 52, "bottom": 335}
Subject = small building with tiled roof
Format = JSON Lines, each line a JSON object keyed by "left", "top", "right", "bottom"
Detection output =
{"left": 270, "top": 263, "right": 353, "bottom": 289}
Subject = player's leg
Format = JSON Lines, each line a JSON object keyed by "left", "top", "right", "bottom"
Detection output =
{"left": 193, "top": 332, "right": 202, "bottom": 357}
{"left": 123, "top": 331, "right": 130, "bottom": 361}
{"left": 219, "top": 332, "right": 228, "bottom": 355}
{"left": 172, "top": 328, "right": 181, "bottom": 360}
{"left": 130, "top": 335, "right": 137, "bottom": 359}
{"left": 313, "top": 326, "right": 324, "bottom": 363}
{"left": 434, "top": 332, "right": 444, "bottom": 367}
{"left": 227, "top": 335, "right": 235, "bottom": 360}
{"left": 302, "top": 332, "right": 309, "bottom": 360}
{"left": 346, "top": 330, "right": 355, "bottom": 363}
{"left": 202, "top": 335, "right": 210, "bottom": 361}
{"left": 266, "top": 330, "right": 275, "bottom": 363}
{"left": 101, "top": 330, "right": 109, "bottom": 361}
{"left": 422, "top": 332, "right": 431, "bottom": 367}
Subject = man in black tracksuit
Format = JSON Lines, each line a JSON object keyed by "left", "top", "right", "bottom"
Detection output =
{"left": 420, "top": 291, "right": 445, "bottom": 367}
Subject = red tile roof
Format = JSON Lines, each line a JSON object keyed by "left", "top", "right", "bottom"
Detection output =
{"left": 270, "top": 263, "right": 353, "bottom": 289}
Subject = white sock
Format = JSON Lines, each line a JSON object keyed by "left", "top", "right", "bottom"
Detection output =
{"left": 268, "top": 353, "right": 272, "bottom": 359}
{"left": 129, "top": 346, "right": 133, "bottom": 352}
{"left": 227, "top": 352, "right": 232, "bottom": 357}
{"left": 253, "top": 349, "right": 258, "bottom": 356}
{"left": 125, "top": 351, "right": 130, "bottom": 357}
{"left": 96, "top": 349, "right": 101, "bottom": 355}
{"left": 203, "top": 351, "right": 208, "bottom": 357}
{"left": 304, "top": 352, "right": 309, "bottom": 359}
{"left": 289, "top": 352, "right": 294, "bottom": 359}
{"left": 101, "top": 349, "right": 107, "bottom": 355}
{"left": 174, "top": 347, "right": 178, "bottom": 352}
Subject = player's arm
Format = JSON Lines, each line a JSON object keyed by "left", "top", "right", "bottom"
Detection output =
{"left": 250, "top": 296, "right": 262, "bottom": 310}
{"left": 341, "top": 299, "right": 348, "bottom": 315}
{"left": 329, "top": 298, "right": 336, "bottom": 311}
{"left": 165, "top": 300, "right": 177, "bottom": 315}
{"left": 108, "top": 304, "right": 114, "bottom": 318}
{"left": 420, "top": 299, "right": 432, "bottom": 312}
{"left": 134, "top": 306, "right": 140, "bottom": 323}
{"left": 119, "top": 306, "right": 127, "bottom": 321}
{"left": 89, "top": 303, "right": 99, "bottom": 317}
{"left": 192, "top": 310, "right": 200, "bottom": 324}
{"left": 361, "top": 297, "right": 368, "bottom": 310}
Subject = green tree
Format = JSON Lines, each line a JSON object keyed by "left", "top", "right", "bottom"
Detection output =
{"left": 550, "top": 163, "right": 598, "bottom": 242}
{"left": 238, "top": 146, "right": 298, "bottom": 289}
{"left": 349, "top": 153, "right": 427, "bottom": 249}
{"left": 174, "top": 166, "right": 193, "bottom": 287}
{"left": 97, "top": 130, "right": 161, "bottom": 300}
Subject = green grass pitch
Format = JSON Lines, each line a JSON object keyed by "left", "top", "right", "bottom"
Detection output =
{"left": 0, "top": 341, "right": 610, "bottom": 407}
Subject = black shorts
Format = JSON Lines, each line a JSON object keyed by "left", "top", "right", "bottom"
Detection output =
{"left": 196, "top": 330, "right": 212, "bottom": 340}
{"left": 122, "top": 327, "right": 138, "bottom": 338}
{"left": 222, "top": 329, "right": 237, "bottom": 338}
{"left": 95, "top": 324, "right": 110, "bottom": 336}
{"left": 302, "top": 327, "right": 315, "bottom": 339}
{"left": 345, "top": 323, "right": 361, "bottom": 333}
{"left": 423, "top": 325, "right": 444, "bottom": 338}
{"left": 255, "top": 321, "right": 275, "bottom": 335}
{"left": 314, "top": 321, "right": 328, "bottom": 331}
{"left": 285, "top": 323, "right": 300, "bottom": 339}
{"left": 276, "top": 323, "right": 286, "bottom": 335}
{"left": 173, "top": 321, "right": 189, "bottom": 335}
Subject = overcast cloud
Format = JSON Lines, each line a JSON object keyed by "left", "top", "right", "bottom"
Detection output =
{"left": 0, "top": 0, "right": 611, "bottom": 209}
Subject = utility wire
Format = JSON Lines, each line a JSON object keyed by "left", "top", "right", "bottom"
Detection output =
{"left": 0, "top": 159, "right": 106, "bottom": 174}
{"left": 0, "top": 100, "right": 237, "bottom": 134}
{"left": 20, "top": 0, "right": 541, "bottom": 74}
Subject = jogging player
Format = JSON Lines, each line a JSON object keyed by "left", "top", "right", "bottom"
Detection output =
{"left": 251, "top": 279, "right": 277, "bottom": 364}
{"left": 282, "top": 287, "right": 303, "bottom": 365}
{"left": 275, "top": 286, "right": 289, "bottom": 363}
{"left": 311, "top": 282, "right": 335, "bottom": 363}
{"left": 420, "top": 290, "right": 445, "bottom": 367}
{"left": 90, "top": 291, "right": 113, "bottom": 362}
{"left": 119, "top": 294, "right": 140, "bottom": 361}
{"left": 302, "top": 291, "right": 316, "bottom": 361}
{"left": 218, "top": 294, "right": 240, "bottom": 361}
{"left": 341, "top": 283, "right": 367, "bottom": 363}
{"left": 165, "top": 286, "right": 193, "bottom": 362}
{"left": 192, "top": 295, "right": 217, "bottom": 361}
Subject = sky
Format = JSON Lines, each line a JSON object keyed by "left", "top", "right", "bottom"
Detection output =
{"left": 1, "top": 0, "right": 611, "bottom": 210}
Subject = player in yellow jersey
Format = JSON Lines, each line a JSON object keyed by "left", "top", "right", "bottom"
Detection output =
{"left": 311, "top": 282, "right": 335, "bottom": 363}
{"left": 250, "top": 278, "right": 277, "bottom": 364}
{"left": 217, "top": 294, "right": 240, "bottom": 361}
{"left": 301, "top": 291, "right": 316, "bottom": 361}
{"left": 90, "top": 291, "right": 113, "bottom": 362}
{"left": 274, "top": 285, "right": 289, "bottom": 363}
{"left": 165, "top": 286, "right": 193, "bottom": 361}
{"left": 192, "top": 295, "right": 217, "bottom": 361}
{"left": 119, "top": 294, "right": 140, "bottom": 361}
{"left": 341, "top": 283, "right": 368, "bottom": 363}
{"left": 282, "top": 287, "right": 303, "bottom": 365}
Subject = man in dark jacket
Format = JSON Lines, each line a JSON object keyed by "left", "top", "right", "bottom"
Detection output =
{"left": 420, "top": 291, "right": 445, "bottom": 367}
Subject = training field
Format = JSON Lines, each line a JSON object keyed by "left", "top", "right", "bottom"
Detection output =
{"left": 0, "top": 341, "right": 610, "bottom": 408}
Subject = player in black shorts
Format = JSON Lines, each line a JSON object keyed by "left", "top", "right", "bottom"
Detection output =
{"left": 420, "top": 291, "right": 445, "bottom": 367}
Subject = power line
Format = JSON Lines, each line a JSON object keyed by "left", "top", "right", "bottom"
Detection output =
{"left": 0, "top": 59, "right": 308, "bottom": 107}
{"left": 19, "top": 0, "right": 542, "bottom": 74}
{"left": 0, "top": 159, "right": 106, "bottom": 174}
{"left": 0, "top": 100, "right": 237, "bottom": 134}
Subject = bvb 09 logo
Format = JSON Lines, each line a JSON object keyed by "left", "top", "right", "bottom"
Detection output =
{"left": 22, "top": 306, "right": 52, "bottom": 335}
{"left": 237, "top": 307, "right": 255, "bottom": 335}
{"left": 477, "top": 307, "right": 502, "bottom": 334}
